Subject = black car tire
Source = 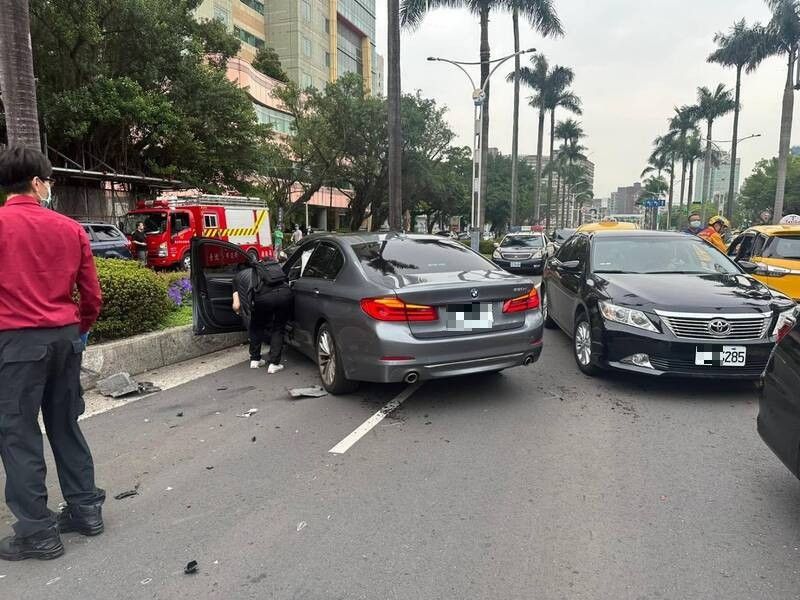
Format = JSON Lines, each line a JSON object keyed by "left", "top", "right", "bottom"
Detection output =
{"left": 573, "top": 312, "right": 601, "bottom": 376}
{"left": 540, "top": 284, "right": 557, "bottom": 329}
{"left": 316, "top": 323, "right": 359, "bottom": 395}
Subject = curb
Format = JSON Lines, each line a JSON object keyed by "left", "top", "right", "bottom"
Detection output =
{"left": 81, "top": 325, "right": 248, "bottom": 390}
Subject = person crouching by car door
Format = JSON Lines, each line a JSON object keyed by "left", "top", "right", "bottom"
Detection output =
{"left": 232, "top": 259, "right": 292, "bottom": 374}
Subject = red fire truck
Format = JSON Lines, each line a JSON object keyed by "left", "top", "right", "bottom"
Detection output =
{"left": 124, "top": 193, "right": 273, "bottom": 270}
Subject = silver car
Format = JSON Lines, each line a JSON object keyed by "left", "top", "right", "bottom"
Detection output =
{"left": 191, "top": 234, "right": 544, "bottom": 394}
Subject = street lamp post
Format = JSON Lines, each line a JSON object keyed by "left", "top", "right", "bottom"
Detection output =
{"left": 698, "top": 133, "right": 761, "bottom": 223}
{"left": 428, "top": 48, "right": 536, "bottom": 252}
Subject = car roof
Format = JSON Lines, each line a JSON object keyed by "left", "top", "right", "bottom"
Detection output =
{"left": 587, "top": 230, "right": 690, "bottom": 239}
{"left": 745, "top": 224, "right": 800, "bottom": 236}
{"left": 301, "top": 232, "right": 451, "bottom": 246}
{"left": 577, "top": 221, "right": 639, "bottom": 233}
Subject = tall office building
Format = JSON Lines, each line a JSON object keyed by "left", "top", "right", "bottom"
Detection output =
{"left": 195, "top": 0, "right": 383, "bottom": 94}
{"left": 692, "top": 151, "right": 741, "bottom": 205}
{"left": 610, "top": 182, "right": 643, "bottom": 215}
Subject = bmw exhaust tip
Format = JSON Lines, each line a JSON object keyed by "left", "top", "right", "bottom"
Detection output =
{"left": 404, "top": 372, "right": 420, "bottom": 384}
{"left": 523, "top": 356, "right": 535, "bottom": 366}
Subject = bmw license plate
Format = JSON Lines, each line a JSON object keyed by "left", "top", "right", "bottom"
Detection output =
{"left": 446, "top": 303, "right": 494, "bottom": 331}
{"left": 510, "top": 261, "right": 522, "bottom": 268}
{"left": 695, "top": 346, "right": 747, "bottom": 367}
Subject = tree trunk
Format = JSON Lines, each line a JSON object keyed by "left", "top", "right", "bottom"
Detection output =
{"left": 0, "top": 0, "right": 41, "bottom": 149}
{"left": 667, "top": 152, "right": 675, "bottom": 229}
{"left": 726, "top": 66, "right": 742, "bottom": 224}
{"left": 687, "top": 159, "right": 695, "bottom": 213}
{"left": 679, "top": 155, "right": 687, "bottom": 209}
{"left": 545, "top": 109, "right": 556, "bottom": 231}
{"left": 559, "top": 171, "right": 566, "bottom": 227}
{"left": 509, "top": 8, "right": 520, "bottom": 228}
{"left": 702, "top": 119, "right": 714, "bottom": 218}
{"left": 478, "top": 5, "right": 491, "bottom": 233}
{"left": 387, "top": 0, "right": 402, "bottom": 231}
{"left": 774, "top": 50, "right": 795, "bottom": 224}
{"left": 533, "top": 107, "right": 545, "bottom": 223}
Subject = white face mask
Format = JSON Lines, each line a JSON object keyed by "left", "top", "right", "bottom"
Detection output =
{"left": 690, "top": 220, "right": 701, "bottom": 228}
{"left": 37, "top": 179, "right": 52, "bottom": 208}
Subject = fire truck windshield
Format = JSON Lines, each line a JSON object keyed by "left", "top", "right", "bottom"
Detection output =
{"left": 124, "top": 212, "right": 168, "bottom": 235}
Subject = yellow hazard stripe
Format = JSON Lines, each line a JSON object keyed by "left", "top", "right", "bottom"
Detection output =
{"left": 202, "top": 210, "right": 268, "bottom": 238}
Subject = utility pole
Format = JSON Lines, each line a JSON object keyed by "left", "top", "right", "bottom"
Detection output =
{"left": 387, "top": 0, "right": 403, "bottom": 231}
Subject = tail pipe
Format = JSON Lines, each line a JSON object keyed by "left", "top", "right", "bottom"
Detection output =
{"left": 523, "top": 355, "right": 535, "bottom": 366}
{"left": 404, "top": 372, "right": 420, "bottom": 384}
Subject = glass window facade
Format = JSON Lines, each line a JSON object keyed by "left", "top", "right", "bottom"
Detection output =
{"left": 302, "top": 0, "right": 312, "bottom": 21}
{"left": 234, "top": 26, "right": 265, "bottom": 49}
{"left": 213, "top": 5, "right": 230, "bottom": 26}
{"left": 301, "top": 72, "right": 313, "bottom": 89}
{"left": 254, "top": 104, "right": 295, "bottom": 135}
{"left": 337, "top": 21, "right": 363, "bottom": 77}
{"left": 303, "top": 37, "right": 313, "bottom": 58}
{"left": 337, "top": 0, "right": 375, "bottom": 39}
{"left": 239, "top": 0, "right": 265, "bottom": 15}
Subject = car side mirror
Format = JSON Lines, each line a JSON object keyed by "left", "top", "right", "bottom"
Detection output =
{"left": 738, "top": 260, "right": 759, "bottom": 274}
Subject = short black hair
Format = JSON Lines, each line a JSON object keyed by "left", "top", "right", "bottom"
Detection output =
{"left": 136, "top": 221, "right": 144, "bottom": 227}
{"left": 0, "top": 146, "right": 53, "bottom": 194}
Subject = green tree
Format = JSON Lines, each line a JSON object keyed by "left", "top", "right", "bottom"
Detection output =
{"left": 756, "top": 1, "right": 800, "bottom": 222}
{"left": 252, "top": 47, "right": 289, "bottom": 82}
{"left": 401, "top": 0, "right": 563, "bottom": 232}
{"left": 669, "top": 105, "right": 700, "bottom": 208}
{"left": 28, "top": 0, "right": 270, "bottom": 189}
{"left": 708, "top": 19, "right": 765, "bottom": 222}
{"left": 739, "top": 156, "right": 800, "bottom": 224}
{"left": 694, "top": 84, "right": 736, "bottom": 213}
{"left": 642, "top": 134, "right": 676, "bottom": 227}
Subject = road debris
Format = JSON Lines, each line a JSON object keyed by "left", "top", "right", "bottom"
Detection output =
{"left": 45, "top": 577, "right": 61, "bottom": 586}
{"left": 114, "top": 485, "right": 140, "bottom": 500}
{"left": 251, "top": 436, "right": 257, "bottom": 442}
{"left": 289, "top": 386, "right": 328, "bottom": 399}
{"left": 206, "top": 466, "right": 214, "bottom": 470}
{"left": 96, "top": 372, "right": 161, "bottom": 398}
{"left": 176, "top": 411, "right": 184, "bottom": 417}
{"left": 237, "top": 408, "right": 259, "bottom": 418}
{"left": 140, "top": 578, "right": 152, "bottom": 585}
{"left": 185, "top": 560, "right": 199, "bottom": 575}
{"left": 296, "top": 521, "right": 307, "bottom": 532}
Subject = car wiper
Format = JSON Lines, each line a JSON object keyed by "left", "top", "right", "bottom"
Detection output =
{"left": 646, "top": 270, "right": 709, "bottom": 274}
{"left": 593, "top": 270, "right": 633, "bottom": 274}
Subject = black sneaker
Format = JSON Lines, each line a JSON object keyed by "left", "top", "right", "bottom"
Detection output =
{"left": 57, "top": 504, "right": 104, "bottom": 536}
{"left": 0, "top": 526, "right": 65, "bottom": 561}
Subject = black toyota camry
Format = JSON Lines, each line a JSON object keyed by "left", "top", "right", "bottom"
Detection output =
{"left": 541, "top": 230, "right": 797, "bottom": 378}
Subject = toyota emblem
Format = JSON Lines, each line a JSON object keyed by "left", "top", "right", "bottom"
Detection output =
{"left": 708, "top": 318, "right": 732, "bottom": 337}
{"left": 470, "top": 288, "right": 479, "bottom": 299}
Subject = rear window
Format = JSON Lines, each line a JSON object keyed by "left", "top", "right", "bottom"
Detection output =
{"left": 352, "top": 238, "right": 494, "bottom": 278}
{"left": 767, "top": 235, "right": 800, "bottom": 260}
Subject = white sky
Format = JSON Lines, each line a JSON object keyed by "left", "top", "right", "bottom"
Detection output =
{"left": 374, "top": 0, "right": 794, "bottom": 197}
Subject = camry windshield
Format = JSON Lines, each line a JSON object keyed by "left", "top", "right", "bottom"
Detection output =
{"left": 500, "top": 236, "right": 544, "bottom": 249}
{"left": 591, "top": 237, "right": 741, "bottom": 275}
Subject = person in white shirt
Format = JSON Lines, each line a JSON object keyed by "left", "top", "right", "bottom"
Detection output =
{"left": 291, "top": 225, "right": 303, "bottom": 244}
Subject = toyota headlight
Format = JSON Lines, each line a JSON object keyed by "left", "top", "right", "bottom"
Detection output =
{"left": 599, "top": 301, "right": 658, "bottom": 332}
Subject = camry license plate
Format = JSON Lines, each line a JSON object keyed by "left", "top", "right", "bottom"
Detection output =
{"left": 510, "top": 261, "right": 522, "bottom": 268}
{"left": 695, "top": 346, "right": 747, "bottom": 367}
{"left": 446, "top": 303, "right": 494, "bottom": 331}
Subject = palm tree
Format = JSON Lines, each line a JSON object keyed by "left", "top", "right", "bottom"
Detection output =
{"left": 756, "top": 1, "right": 800, "bottom": 222}
{"left": 515, "top": 55, "right": 549, "bottom": 223}
{"left": 708, "top": 19, "right": 764, "bottom": 223}
{"left": 553, "top": 119, "right": 585, "bottom": 226}
{"left": 695, "top": 84, "right": 736, "bottom": 215}
{"left": 556, "top": 141, "right": 587, "bottom": 227}
{"left": 669, "top": 106, "right": 700, "bottom": 208}
{"left": 387, "top": 0, "right": 402, "bottom": 230}
{"left": 683, "top": 133, "right": 704, "bottom": 209}
{"left": 510, "top": 8, "right": 521, "bottom": 227}
{"left": 0, "top": 0, "right": 41, "bottom": 149}
{"left": 401, "top": 0, "right": 562, "bottom": 232}
{"left": 642, "top": 175, "right": 669, "bottom": 229}
{"left": 544, "top": 84, "right": 581, "bottom": 230}
{"left": 643, "top": 133, "right": 677, "bottom": 227}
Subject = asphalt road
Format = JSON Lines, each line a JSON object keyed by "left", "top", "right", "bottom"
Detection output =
{"left": 2, "top": 312, "right": 800, "bottom": 598}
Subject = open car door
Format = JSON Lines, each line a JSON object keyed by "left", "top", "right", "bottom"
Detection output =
{"left": 191, "top": 237, "right": 250, "bottom": 335}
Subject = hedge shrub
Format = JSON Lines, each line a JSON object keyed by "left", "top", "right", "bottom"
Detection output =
{"left": 461, "top": 239, "right": 497, "bottom": 255}
{"left": 91, "top": 258, "right": 172, "bottom": 342}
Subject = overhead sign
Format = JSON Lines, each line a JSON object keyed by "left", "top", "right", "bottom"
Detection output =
{"left": 640, "top": 198, "right": 665, "bottom": 208}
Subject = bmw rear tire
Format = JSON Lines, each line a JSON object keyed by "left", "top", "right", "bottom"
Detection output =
{"left": 316, "top": 323, "right": 359, "bottom": 395}
{"left": 540, "top": 284, "right": 557, "bottom": 329}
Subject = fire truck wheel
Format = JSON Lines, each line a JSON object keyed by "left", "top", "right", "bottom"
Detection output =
{"left": 181, "top": 252, "right": 191, "bottom": 271}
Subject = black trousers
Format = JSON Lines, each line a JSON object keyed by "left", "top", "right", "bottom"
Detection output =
{"left": 248, "top": 287, "right": 292, "bottom": 365}
{"left": 0, "top": 325, "right": 104, "bottom": 537}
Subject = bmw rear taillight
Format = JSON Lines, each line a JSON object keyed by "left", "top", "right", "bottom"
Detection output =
{"left": 360, "top": 297, "right": 438, "bottom": 322}
{"left": 502, "top": 288, "right": 540, "bottom": 313}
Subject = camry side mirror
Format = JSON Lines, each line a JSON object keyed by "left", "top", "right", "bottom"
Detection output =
{"left": 738, "top": 260, "right": 759, "bottom": 274}
{"left": 560, "top": 260, "right": 581, "bottom": 271}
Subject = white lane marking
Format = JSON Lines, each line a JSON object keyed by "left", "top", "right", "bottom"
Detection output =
{"left": 328, "top": 383, "right": 423, "bottom": 454}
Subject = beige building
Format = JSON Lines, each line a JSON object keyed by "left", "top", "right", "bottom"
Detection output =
{"left": 195, "top": 0, "right": 382, "bottom": 95}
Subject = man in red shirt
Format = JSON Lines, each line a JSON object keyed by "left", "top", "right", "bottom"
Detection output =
{"left": 0, "top": 147, "right": 104, "bottom": 561}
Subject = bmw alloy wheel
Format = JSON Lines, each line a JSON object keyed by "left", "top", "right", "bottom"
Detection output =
{"left": 317, "top": 329, "right": 336, "bottom": 387}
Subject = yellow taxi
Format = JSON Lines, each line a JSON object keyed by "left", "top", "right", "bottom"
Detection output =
{"left": 576, "top": 219, "right": 640, "bottom": 233}
{"left": 727, "top": 223, "right": 800, "bottom": 300}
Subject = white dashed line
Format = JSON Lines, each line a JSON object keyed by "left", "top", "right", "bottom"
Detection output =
{"left": 328, "top": 383, "right": 423, "bottom": 454}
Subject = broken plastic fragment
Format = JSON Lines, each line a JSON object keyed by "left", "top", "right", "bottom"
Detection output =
{"left": 288, "top": 386, "right": 328, "bottom": 399}
{"left": 296, "top": 521, "right": 307, "bottom": 532}
{"left": 251, "top": 436, "right": 257, "bottom": 442}
{"left": 237, "top": 408, "right": 259, "bottom": 418}
{"left": 176, "top": 412, "right": 184, "bottom": 417}
{"left": 185, "top": 560, "right": 198, "bottom": 575}
{"left": 114, "top": 486, "right": 139, "bottom": 500}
